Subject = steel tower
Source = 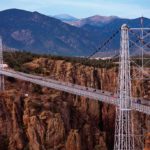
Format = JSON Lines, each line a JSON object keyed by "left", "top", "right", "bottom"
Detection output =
{"left": 114, "top": 24, "right": 135, "bottom": 150}
{"left": 0, "top": 36, "right": 4, "bottom": 91}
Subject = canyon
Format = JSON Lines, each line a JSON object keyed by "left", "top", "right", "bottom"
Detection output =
{"left": 0, "top": 57, "right": 149, "bottom": 150}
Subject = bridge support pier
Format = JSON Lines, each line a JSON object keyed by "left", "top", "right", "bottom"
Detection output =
{"left": 114, "top": 24, "right": 135, "bottom": 150}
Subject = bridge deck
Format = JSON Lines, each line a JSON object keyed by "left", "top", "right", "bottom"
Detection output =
{"left": 0, "top": 69, "right": 150, "bottom": 115}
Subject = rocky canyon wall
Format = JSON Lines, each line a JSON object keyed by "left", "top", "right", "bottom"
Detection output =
{"left": 0, "top": 57, "right": 149, "bottom": 150}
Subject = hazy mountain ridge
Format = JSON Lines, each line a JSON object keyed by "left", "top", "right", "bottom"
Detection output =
{"left": 53, "top": 14, "right": 79, "bottom": 22}
{"left": 67, "top": 15, "right": 119, "bottom": 27}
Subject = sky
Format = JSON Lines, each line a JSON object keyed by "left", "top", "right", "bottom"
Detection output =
{"left": 0, "top": 0, "right": 150, "bottom": 18}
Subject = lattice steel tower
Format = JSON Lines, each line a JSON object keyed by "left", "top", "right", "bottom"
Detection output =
{"left": 0, "top": 36, "right": 4, "bottom": 91}
{"left": 114, "top": 24, "right": 135, "bottom": 150}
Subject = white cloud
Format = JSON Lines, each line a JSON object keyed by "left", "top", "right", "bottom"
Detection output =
{"left": 0, "top": 0, "right": 150, "bottom": 18}
{"left": 45, "top": 0, "right": 150, "bottom": 18}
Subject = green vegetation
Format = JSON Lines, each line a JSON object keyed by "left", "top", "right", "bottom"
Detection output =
{"left": 4, "top": 51, "right": 37, "bottom": 71}
{"left": 29, "top": 101, "right": 42, "bottom": 112}
{"left": 4, "top": 51, "right": 149, "bottom": 73}
{"left": 56, "top": 56, "right": 116, "bottom": 68}
{"left": 0, "top": 135, "right": 9, "bottom": 150}
{"left": 23, "top": 144, "right": 29, "bottom": 150}
{"left": 131, "top": 58, "right": 150, "bottom": 67}
{"left": 32, "top": 84, "right": 43, "bottom": 94}
{"left": 4, "top": 51, "right": 116, "bottom": 71}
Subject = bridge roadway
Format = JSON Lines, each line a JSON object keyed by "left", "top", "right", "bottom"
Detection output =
{"left": 0, "top": 69, "right": 150, "bottom": 115}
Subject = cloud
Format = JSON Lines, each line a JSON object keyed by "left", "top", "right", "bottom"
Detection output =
{"left": 0, "top": 0, "right": 150, "bottom": 18}
{"left": 45, "top": 0, "right": 150, "bottom": 18}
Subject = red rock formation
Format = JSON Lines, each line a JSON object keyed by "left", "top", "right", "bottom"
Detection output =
{"left": 0, "top": 57, "right": 149, "bottom": 150}
{"left": 144, "top": 133, "right": 150, "bottom": 150}
{"left": 66, "top": 130, "right": 81, "bottom": 150}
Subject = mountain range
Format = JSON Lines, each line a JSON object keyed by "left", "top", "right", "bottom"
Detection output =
{"left": 59, "top": 15, "right": 119, "bottom": 27}
{"left": 0, "top": 9, "right": 150, "bottom": 57}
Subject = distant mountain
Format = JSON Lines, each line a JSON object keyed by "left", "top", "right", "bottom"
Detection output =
{"left": 0, "top": 9, "right": 150, "bottom": 57}
{"left": 67, "top": 15, "right": 119, "bottom": 27}
{"left": 80, "top": 17, "right": 150, "bottom": 56}
{"left": 0, "top": 9, "right": 98, "bottom": 56}
{"left": 53, "top": 14, "right": 79, "bottom": 22}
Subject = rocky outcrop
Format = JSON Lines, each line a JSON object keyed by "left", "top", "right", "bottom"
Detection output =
{"left": 66, "top": 130, "right": 81, "bottom": 150}
{"left": 144, "top": 133, "right": 150, "bottom": 150}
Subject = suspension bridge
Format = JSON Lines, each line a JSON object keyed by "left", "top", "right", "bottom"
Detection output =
{"left": 0, "top": 23, "right": 150, "bottom": 150}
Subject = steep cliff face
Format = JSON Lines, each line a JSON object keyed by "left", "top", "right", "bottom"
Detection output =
{"left": 144, "top": 133, "right": 150, "bottom": 150}
{"left": 0, "top": 57, "right": 149, "bottom": 150}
